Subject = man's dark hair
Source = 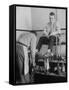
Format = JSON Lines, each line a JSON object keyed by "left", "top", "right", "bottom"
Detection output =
{"left": 49, "top": 12, "right": 55, "bottom": 16}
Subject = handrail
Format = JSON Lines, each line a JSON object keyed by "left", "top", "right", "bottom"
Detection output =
{"left": 16, "top": 28, "right": 66, "bottom": 32}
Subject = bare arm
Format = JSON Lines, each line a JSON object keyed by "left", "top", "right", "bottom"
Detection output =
{"left": 43, "top": 25, "right": 49, "bottom": 37}
{"left": 30, "top": 34, "right": 37, "bottom": 66}
{"left": 50, "top": 22, "right": 61, "bottom": 36}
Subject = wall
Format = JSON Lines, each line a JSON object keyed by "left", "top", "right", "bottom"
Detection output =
{"left": 16, "top": 6, "right": 32, "bottom": 30}
{"left": 57, "top": 9, "right": 66, "bottom": 28}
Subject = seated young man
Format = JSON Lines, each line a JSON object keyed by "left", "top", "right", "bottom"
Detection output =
{"left": 37, "top": 12, "right": 61, "bottom": 55}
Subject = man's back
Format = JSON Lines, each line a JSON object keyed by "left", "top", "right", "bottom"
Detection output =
{"left": 18, "top": 32, "right": 36, "bottom": 47}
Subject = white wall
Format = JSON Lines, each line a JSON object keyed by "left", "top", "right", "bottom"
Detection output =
{"left": 16, "top": 7, "right": 32, "bottom": 30}
{"left": 57, "top": 9, "right": 66, "bottom": 28}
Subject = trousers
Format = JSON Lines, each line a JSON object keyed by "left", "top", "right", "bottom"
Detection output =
{"left": 36, "top": 35, "right": 58, "bottom": 52}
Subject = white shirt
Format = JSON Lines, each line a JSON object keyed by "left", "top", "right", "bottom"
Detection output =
{"left": 43, "top": 22, "right": 61, "bottom": 36}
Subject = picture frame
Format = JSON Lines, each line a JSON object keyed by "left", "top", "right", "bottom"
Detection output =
{"left": 9, "top": 4, "right": 67, "bottom": 85}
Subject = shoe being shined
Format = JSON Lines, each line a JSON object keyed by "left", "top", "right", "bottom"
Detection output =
{"left": 44, "top": 49, "right": 54, "bottom": 57}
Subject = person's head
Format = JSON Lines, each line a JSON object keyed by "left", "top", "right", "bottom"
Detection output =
{"left": 49, "top": 12, "right": 56, "bottom": 23}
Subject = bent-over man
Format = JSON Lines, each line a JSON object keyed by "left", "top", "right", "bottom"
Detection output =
{"left": 17, "top": 32, "right": 37, "bottom": 83}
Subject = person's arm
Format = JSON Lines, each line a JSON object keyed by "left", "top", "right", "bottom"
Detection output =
{"left": 30, "top": 34, "right": 37, "bottom": 67}
{"left": 56, "top": 22, "right": 61, "bottom": 34}
{"left": 43, "top": 25, "right": 49, "bottom": 36}
{"left": 50, "top": 22, "right": 61, "bottom": 36}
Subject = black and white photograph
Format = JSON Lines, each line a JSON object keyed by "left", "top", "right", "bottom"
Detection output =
{"left": 9, "top": 4, "right": 67, "bottom": 85}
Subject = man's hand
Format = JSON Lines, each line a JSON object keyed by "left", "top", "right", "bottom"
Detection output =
{"left": 50, "top": 32, "right": 57, "bottom": 36}
{"left": 43, "top": 29, "right": 48, "bottom": 36}
{"left": 50, "top": 31, "right": 61, "bottom": 36}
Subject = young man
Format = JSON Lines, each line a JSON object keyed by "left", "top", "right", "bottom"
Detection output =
{"left": 16, "top": 32, "right": 37, "bottom": 83}
{"left": 36, "top": 12, "right": 61, "bottom": 73}
{"left": 37, "top": 12, "right": 61, "bottom": 55}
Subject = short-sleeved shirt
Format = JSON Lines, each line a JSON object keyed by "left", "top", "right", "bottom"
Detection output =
{"left": 44, "top": 22, "right": 61, "bottom": 35}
